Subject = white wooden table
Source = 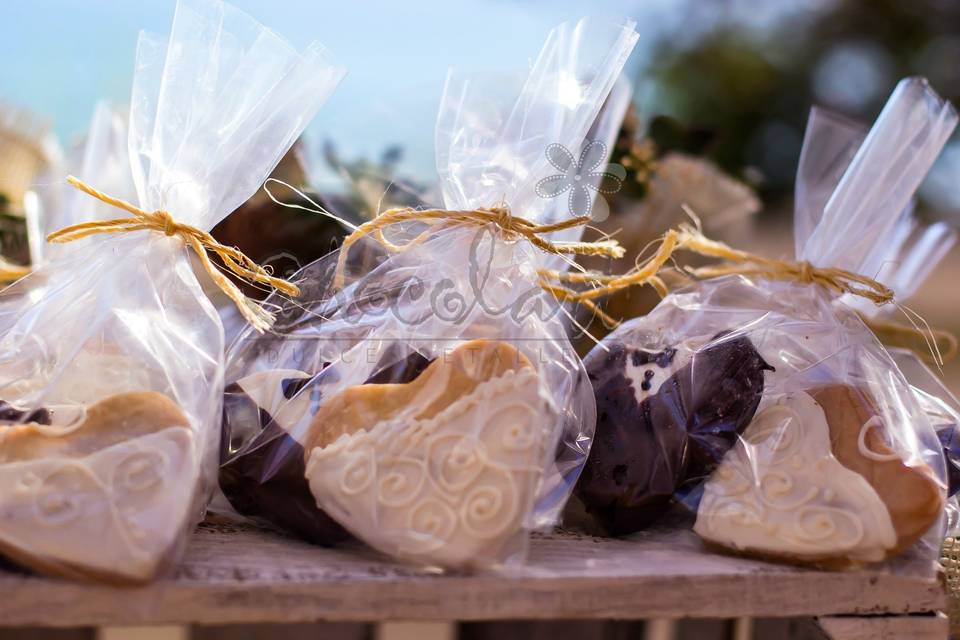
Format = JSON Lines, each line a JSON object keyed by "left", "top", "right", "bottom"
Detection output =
{"left": 0, "top": 521, "right": 948, "bottom": 639}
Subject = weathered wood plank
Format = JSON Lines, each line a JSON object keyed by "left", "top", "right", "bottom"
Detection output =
{"left": 817, "top": 613, "right": 948, "bottom": 640}
{"left": 97, "top": 628, "right": 187, "bottom": 640}
{"left": 0, "top": 522, "right": 945, "bottom": 628}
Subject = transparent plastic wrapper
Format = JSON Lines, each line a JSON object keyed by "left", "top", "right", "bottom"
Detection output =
{"left": 33, "top": 102, "right": 136, "bottom": 266}
{"left": 890, "top": 350, "right": 960, "bottom": 535}
{"left": 218, "top": 18, "right": 638, "bottom": 569}
{"left": 800, "top": 98, "right": 960, "bottom": 535}
{"left": 0, "top": 0, "right": 343, "bottom": 583}
{"left": 4, "top": 102, "right": 133, "bottom": 299}
{"left": 575, "top": 77, "right": 957, "bottom": 573}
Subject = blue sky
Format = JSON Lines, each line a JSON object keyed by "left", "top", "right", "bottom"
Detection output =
{"left": 1, "top": 0, "right": 664, "bottom": 184}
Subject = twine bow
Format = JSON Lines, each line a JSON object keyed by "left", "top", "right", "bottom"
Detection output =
{"left": 675, "top": 226, "right": 894, "bottom": 304}
{"left": 547, "top": 222, "right": 954, "bottom": 364}
{"left": 333, "top": 205, "right": 624, "bottom": 290}
{"left": 47, "top": 176, "right": 301, "bottom": 333}
{"left": 261, "top": 180, "right": 954, "bottom": 364}
{"left": 548, "top": 223, "right": 894, "bottom": 316}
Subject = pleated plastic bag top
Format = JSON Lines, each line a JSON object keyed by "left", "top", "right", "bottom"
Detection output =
{"left": 576, "top": 77, "right": 958, "bottom": 574}
{"left": 816, "top": 108, "right": 960, "bottom": 536}
{"left": 31, "top": 101, "right": 136, "bottom": 267}
{"left": 218, "top": 18, "right": 638, "bottom": 570}
{"left": 0, "top": 0, "right": 343, "bottom": 583}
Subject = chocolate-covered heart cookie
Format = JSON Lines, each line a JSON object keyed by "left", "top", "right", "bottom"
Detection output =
{"left": 0, "top": 391, "right": 194, "bottom": 583}
{"left": 576, "top": 333, "right": 770, "bottom": 535}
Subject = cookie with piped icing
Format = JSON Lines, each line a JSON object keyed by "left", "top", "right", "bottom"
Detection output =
{"left": 0, "top": 391, "right": 195, "bottom": 583}
{"left": 811, "top": 384, "right": 943, "bottom": 557}
{"left": 219, "top": 351, "right": 436, "bottom": 545}
{"left": 694, "top": 386, "right": 944, "bottom": 566}
{"left": 303, "top": 340, "right": 532, "bottom": 453}
{"left": 303, "top": 340, "right": 554, "bottom": 568}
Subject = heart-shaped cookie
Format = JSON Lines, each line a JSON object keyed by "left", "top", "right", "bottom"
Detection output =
{"left": 694, "top": 386, "right": 944, "bottom": 566}
{"left": 303, "top": 340, "right": 555, "bottom": 568}
{"left": 0, "top": 391, "right": 195, "bottom": 583}
{"left": 219, "top": 351, "right": 436, "bottom": 545}
{"left": 810, "top": 384, "right": 944, "bottom": 557}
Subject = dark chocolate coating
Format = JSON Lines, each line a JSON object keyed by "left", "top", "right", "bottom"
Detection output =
{"left": 219, "top": 350, "right": 434, "bottom": 546}
{"left": 937, "top": 425, "right": 960, "bottom": 498}
{"left": 0, "top": 401, "right": 51, "bottom": 425}
{"left": 219, "top": 381, "right": 349, "bottom": 545}
{"left": 576, "top": 334, "right": 771, "bottom": 535}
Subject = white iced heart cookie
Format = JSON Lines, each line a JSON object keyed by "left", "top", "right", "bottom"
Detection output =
{"left": 303, "top": 340, "right": 555, "bottom": 568}
{"left": 0, "top": 391, "right": 195, "bottom": 583}
{"left": 694, "top": 390, "right": 898, "bottom": 564}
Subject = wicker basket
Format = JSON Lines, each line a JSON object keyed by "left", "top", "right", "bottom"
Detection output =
{"left": 942, "top": 537, "right": 960, "bottom": 635}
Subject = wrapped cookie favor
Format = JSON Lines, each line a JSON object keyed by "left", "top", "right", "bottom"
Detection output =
{"left": 218, "top": 18, "right": 638, "bottom": 569}
{"left": 840, "top": 166, "right": 960, "bottom": 530}
{"left": 0, "top": 0, "right": 343, "bottom": 583}
{"left": 575, "top": 77, "right": 956, "bottom": 572}
{"left": 0, "top": 102, "right": 134, "bottom": 308}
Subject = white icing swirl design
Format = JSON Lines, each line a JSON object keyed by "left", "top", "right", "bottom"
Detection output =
{"left": 428, "top": 434, "right": 487, "bottom": 495}
{"left": 338, "top": 449, "right": 375, "bottom": 495}
{"left": 0, "top": 426, "right": 196, "bottom": 579}
{"left": 113, "top": 450, "right": 166, "bottom": 493}
{"left": 459, "top": 470, "right": 518, "bottom": 541}
{"left": 34, "top": 464, "right": 102, "bottom": 527}
{"left": 305, "top": 367, "right": 553, "bottom": 569}
{"left": 377, "top": 458, "right": 425, "bottom": 508}
{"left": 695, "top": 391, "right": 897, "bottom": 563}
{"left": 405, "top": 499, "right": 457, "bottom": 553}
{"left": 858, "top": 416, "right": 901, "bottom": 462}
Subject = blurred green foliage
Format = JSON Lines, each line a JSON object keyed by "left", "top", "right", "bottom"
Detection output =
{"left": 645, "top": 0, "right": 960, "bottom": 205}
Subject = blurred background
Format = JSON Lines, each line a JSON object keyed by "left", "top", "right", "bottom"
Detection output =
{"left": 2, "top": 2, "right": 960, "bottom": 639}
{"left": 2, "top": 0, "right": 959, "bottom": 375}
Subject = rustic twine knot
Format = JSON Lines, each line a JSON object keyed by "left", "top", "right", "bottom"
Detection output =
{"left": 493, "top": 207, "right": 513, "bottom": 234}
{"left": 540, "top": 223, "right": 899, "bottom": 324}
{"left": 333, "top": 204, "right": 625, "bottom": 290}
{"left": 157, "top": 211, "right": 178, "bottom": 237}
{"left": 46, "top": 176, "right": 301, "bottom": 333}
{"left": 260, "top": 179, "right": 951, "bottom": 363}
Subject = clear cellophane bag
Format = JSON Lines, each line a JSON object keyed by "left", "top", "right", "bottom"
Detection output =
{"left": 0, "top": 0, "right": 342, "bottom": 583}
{"left": 574, "top": 77, "right": 957, "bottom": 575}
{"left": 217, "top": 18, "right": 639, "bottom": 570}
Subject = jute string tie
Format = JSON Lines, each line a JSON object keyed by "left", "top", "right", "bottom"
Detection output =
{"left": 261, "top": 180, "right": 954, "bottom": 364}
{"left": 333, "top": 204, "right": 626, "bottom": 319}
{"left": 549, "top": 222, "right": 953, "bottom": 364}
{"left": 46, "top": 176, "right": 301, "bottom": 333}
